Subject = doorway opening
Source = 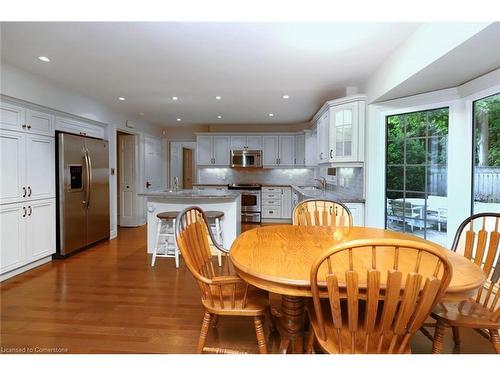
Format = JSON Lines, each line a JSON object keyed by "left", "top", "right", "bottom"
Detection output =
{"left": 116, "top": 130, "right": 138, "bottom": 227}
{"left": 182, "top": 147, "right": 194, "bottom": 189}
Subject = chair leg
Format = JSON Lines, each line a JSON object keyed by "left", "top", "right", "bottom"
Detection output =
{"left": 197, "top": 311, "right": 213, "bottom": 354}
{"left": 152, "top": 219, "right": 163, "bottom": 267}
{"left": 489, "top": 329, "right": 500, "bottom": 354}
{"left": 432, "top": 319, "right": 448, "bottom": 354}
{"left": 254, "top": 316, "right": 267, "bottom": 354}
{"left": 452, "top": 326, "right": 461, "bottom": 348}
{"left": 306, "top": 331, "right": 315, "bottom": 354}
{"left": 211, "top": 315, "right": 219, "bottom": 328}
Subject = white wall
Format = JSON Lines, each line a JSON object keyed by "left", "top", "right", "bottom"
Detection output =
{"left": 0, "top": 63, "right": 163, "bottom": 238}
{"left": 365, "top": 68, "right": 500, "bottom": 247}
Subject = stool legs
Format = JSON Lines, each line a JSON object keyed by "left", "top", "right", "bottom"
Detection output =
{"left": 152, "top": 218, "right": 163, "bottom": 267}
{"left": 152, "top": 217, "right": 180, "bottom": 268}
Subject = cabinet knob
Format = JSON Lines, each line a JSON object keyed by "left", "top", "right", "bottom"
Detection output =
{"left": 330, "top": 149, "right": 333, "bottom": 159}
{"left": 28, "top": 206, "right": 32, "bottom": 216}
{"left": 27, "top": 124, "right": 32, "bottom": 129}
{"left": 27, "top": 186, "right": 32, "bottom": 197}
{"left": 22, "top": 207, "right": 27, "bottom": 217}
{"left": 22, "top": 124, "right": 27, "bottom": 129}
{"left": 22, "top": 186, "right": 27, "bottom": 197}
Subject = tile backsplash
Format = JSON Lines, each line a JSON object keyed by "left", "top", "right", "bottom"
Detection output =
{"left": 198, "top": 167, "right": 316, "bottom": 186}
{"left": 322, "top": 166, "right": 364, "bottom": 199}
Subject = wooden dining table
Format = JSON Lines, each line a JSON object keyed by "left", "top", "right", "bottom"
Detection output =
{"left": 229, "top": 225, "right": 486, "bottom": 354}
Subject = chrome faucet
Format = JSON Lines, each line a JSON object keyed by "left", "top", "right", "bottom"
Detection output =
{"left": 173, "top": 176, "right": 179, "bottom": 192}
{"left": 314, "top": 177, "right": 327, "bottom": 193}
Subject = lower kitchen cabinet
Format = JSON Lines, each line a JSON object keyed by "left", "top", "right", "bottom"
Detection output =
{"left": 261, "top": 186, "right": 292, "bottom": 221}
{"left": 345, "top": 203, "right": 365, "bottom": 226}
{"left": 0, "top": 198, "right": 56, "bottom": 278}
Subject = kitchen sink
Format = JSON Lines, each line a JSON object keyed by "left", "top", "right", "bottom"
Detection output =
{"left": 297, "top": 186, "right": 321, "bottom": 191}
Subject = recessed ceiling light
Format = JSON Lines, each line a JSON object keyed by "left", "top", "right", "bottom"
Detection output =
{"left": 282, "top": 95, "right": 290, "bottom": 99}
{"left": 118, "top": 97, "right": 126, "bottom": 101}
{"left": 268, "top": 113, "right": 274, "bottom": 117}
{"left": 217, "top": 115, "right": 222, "bottom": 119}
{"left": 215, "top": 96, "right": 222, "bottom": 100}
{"left": 38, "top": 56, "right": 51, "bottom": 62}
{"left": 172, "top": 96, "right": 178, "bottom": 101}
{"left": 176, "top": 118, "right": 181, "bottom": 122}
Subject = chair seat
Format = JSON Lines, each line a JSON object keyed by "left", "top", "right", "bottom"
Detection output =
{"left": 202, "top": 283, "right": 269, "bottom": 316}
{"left": 307, "top": 299, "right": 411, "bottom": 354}
{"left": 431, "top": 300, "right": 500, "bottom": 330}
{"left": 205, "top": 211, "right": 224, "bottom": 220}
{"left": 156, "top": 211, "right": 180, "bottom": 220}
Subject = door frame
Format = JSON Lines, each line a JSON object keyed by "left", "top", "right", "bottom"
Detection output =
{"left": 116, "top": 129, "right": 141, "bottom": 227}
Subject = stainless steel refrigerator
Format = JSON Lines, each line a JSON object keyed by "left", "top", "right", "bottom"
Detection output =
{"left": 56, "top": 132, "right": 110, "bottom": 256}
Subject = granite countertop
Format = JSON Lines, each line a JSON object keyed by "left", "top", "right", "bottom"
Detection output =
{"left": 291, "top": 185, "right": 365, "bottom": 203}
{"left": 192, "top": 184, "right": 227, "bottom": 186}
{"left": 139, "top": 189, "right": 239, "bottom": 199}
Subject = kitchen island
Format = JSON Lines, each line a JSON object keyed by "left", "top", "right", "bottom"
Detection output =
{"left": 139, "top": 189, "right": 241, "bottom": 254}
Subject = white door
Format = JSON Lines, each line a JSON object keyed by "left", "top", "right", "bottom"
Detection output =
{"left": 25, "top": 199, "right": 56, "bottom": 261}
{"left": 196, "top": 136, "right": 213, "bottom": 165}
{"left": 26, "top": 134, "right": 55, "bottom": 201}
{"left": 295, "top": 134, "right": 305, "bottom": 166}
{"left": 262, "top": 136, "right": 279, "bottom": 166}
{"left": 0, "top": 130, "right": 25, "bottom": 204}
{"left": 246, "top": 135, "right": 262, "bottom": 149}
{"left": 119, "top": 134, "right": 137, "bottom": 227}
{"left": 0, "top": 202, "right": 26, "bottom": 274}
{"left": 278, "top": 136, "right": 295, "bottom": 166}
{"left": 230, "top": 136, "right": 246, "bottom": 150}
{"left": 0, "top": 102, "right": 25, "bottom": 132}
{"left": 26, "top": 109, "right": 54, "bottom": 137}
{"left": 144, "top": 137, "right": 162, "bottom": 191}
{"left": 212, "top": 136, "right": 230, "bottom": 166}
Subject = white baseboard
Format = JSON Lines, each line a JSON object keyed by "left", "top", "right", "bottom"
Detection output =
{"left": 110, "top": 229, "right": 118, "bottom": 239}
{"left": 0, "top": 256, "right": 53, "bottom": 282}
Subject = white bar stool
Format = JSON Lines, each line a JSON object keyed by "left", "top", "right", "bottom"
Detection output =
{"left": 152, "top": 211, "right": 180, "bottom": 268}
{"left": 205, "top": 211, "right": 225, "bottom": 267}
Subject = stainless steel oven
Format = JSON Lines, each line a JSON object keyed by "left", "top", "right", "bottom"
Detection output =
{"left": 227, "top": 184, "right": 261, "bottom": 223}
{"left": 230, "top": 150, "right": 262, "bottom": 168}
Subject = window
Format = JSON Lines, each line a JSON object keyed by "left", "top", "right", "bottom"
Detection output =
{"left": 473, "top": 92, "right": 500, "bottom": 214}
{"left": 385, "top": 108, "right": 449, "bottom": 246}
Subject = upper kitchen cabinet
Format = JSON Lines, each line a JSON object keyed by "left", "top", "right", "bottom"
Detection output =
{"left": 262, "top": 135, "right": 295, "bottom": 167}
{"left": 0, "top": 100, "right": 54, "bottom": 137}
{"left": 230, "top": 135, "right": 262, "bottom": 150}
{"left": 196, "top": 135, "right": 230, "bottom": 166}
{"left": 314, "top": 95, "right": 366, "bottom": 165}
{"left": 294, "top": 133, "right": 305, "bottom": 166}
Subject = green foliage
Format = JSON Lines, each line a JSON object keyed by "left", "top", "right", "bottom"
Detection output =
{"left": 474, "top": 93, "right": 500, "bottom": 167}
{"left": 386, "top": 108, "right": 449, "bottom": 194}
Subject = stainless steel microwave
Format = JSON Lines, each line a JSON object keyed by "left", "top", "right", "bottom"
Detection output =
{"left": 230, "top": 150, "right": 262, "bottom": 168}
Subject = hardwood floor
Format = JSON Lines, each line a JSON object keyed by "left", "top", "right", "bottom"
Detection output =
{"left": 0, "top": 225, "right": 495, "bottom": 354}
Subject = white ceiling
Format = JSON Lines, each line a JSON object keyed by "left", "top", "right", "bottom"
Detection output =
{"left": 0, "top": 22, "right": 420, "bottom": 127}
{"left": 377, "top": 22, "right": 500, "bottom": 102}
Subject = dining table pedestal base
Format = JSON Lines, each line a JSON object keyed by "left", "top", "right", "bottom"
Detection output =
{"left": 278, "top": 295, "right": 306, "bottom": 354}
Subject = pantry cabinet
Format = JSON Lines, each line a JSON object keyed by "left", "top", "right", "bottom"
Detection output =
{"left": 0, "top": 130, "right": 55, "bottom": 204}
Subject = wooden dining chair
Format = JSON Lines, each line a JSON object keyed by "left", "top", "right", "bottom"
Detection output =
{"left": 293, "top": 199, "right": 353, "bottom": 229}
{"left": 307, "top": 238, "right": 452, "bottom": 354}
{"left": 175, "top": 206, "right": 271, "bottom": 354}
{"left": 429, "top": 213, "right": 500, "bottom": 354}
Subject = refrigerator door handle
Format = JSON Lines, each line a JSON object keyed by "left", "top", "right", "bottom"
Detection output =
{"left": 86, "top": 148, "right": 93, "bottom": 208}
{"left": 83, "top": 148, "right": 90, "bottom": 208}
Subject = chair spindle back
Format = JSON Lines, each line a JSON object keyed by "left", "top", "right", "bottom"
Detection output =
{"left": 293, "top": 199, "right": 353, "bottom": 229}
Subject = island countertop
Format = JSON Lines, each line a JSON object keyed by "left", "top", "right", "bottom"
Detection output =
{"left": 139, "top": 189, "right": 239, "bottom": 199}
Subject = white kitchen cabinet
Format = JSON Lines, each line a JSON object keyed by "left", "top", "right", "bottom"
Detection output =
{"left": 0, "top": 130, "right": 55, "bottom": 204}
{"left": 263, "top": 135, "right": 295, "bottom": 167}
{"left": 26, "top": 134, "right": 55, "bottom": 201}
{"left": 0, "top": 199, "right": 56, "bottom": 276}
{"left": 281, "top": 187, "right": 292, "bottom": 218}
{"left": 197, "top": 136, "right": 213, "bottom": 165}
{"left": 55, "top": 116, "right": 104, "bottom": 139}
{"left": 304, "top": 129, "right": 317, "bottom": 167}
{"left": 0, "top": 101, "right": 54, "bottom": 137}
{"left": 0, "top": 130, "right": 25, "bottom": 204}
{"left": 196, "top": 135, "right": 230, "bottom": 166}
{"left": 0, "top": 102, "right": 25, "bottom": 133}
{"left": 246, "top": 135, "right": 262, "bottom": 149}
{"left": 25, "top": 199, "right": 56, "bottom": 262}
{"left": 294, "top": 133, "right": 305, "bottom": 166}
{"left": 278, "top": 136, "right": 295, "bottom": 166}
{"left": 25, "top": 109, "right": 54, "bottom": 136}
{"left": 230, "top": 135, "right": 262, "bottom": 150}
{"left": 345, "top": 203, "right": 365, "bottom": 226}
{"left": 314, "top": 95, "right": 366, "bottom": 165}
{"left": 212, "top": 136, "right": 230, "bottom": 166}
{"left": 0, "top": 203, "right": 26, "bottom": 274}
{"left": 262, "top": 136, "right": 279, "bottom": 166}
